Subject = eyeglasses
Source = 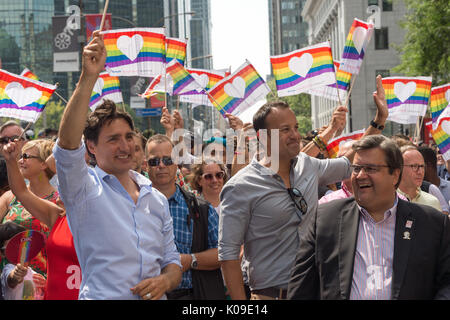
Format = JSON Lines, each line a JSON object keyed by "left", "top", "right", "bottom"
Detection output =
{"left": 287, "top": 187, "right": 308, "bottom": 217}
{"left": 0, "top": 136, "right": 24, "bottom": 144}
{"left": 350, "top": 164, "right": 390, "bottom": 174}
{"left": 20, "top": 153, "right": 41, "bottom": 161}
{"left": 202, "top": 171, "right": 225, "bottom": 181}
{"left": 403, "top": 164, "right": 425, "bottom": 172}
{"left": 147, "top": 156, "right": 174, "bottom": 167}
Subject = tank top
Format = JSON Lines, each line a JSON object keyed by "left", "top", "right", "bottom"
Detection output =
{"left": 44, "top": 215, "right": 80, "bottom": 300}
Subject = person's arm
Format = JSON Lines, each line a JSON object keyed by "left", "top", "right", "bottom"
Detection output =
{"left": 130, "top": 263, "right": 182, "bottom": 300}
{"left": 58, "top": 30, "right": 106, "bottom": 150}
{"left": 343, "top": 75, "right": 389, "bottom": 163}
{"left": 301, "top": 107, "right": 347, "bottom": 157}
{"left": 181, "top": 248, "right": 220, "bottom": 272}
{"left": 7, "top": 263, "right": 28, "bottom": 289}
{"left": 0, "top": 190, "right": 14, "bottom": 223}
{"left": 2, "top": 141, "right": 64, "bottom": 229}
{"left": 434, "top": 214, "right": 450, "bottom": 299}
{"left": 221, "top": 259, "right": 247, "bottom": 300}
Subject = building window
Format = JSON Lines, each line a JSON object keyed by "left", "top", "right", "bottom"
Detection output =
{"left": 382, "top": 0, "right": 393, "bottom": 11}
{"left": 376, "top": 70, "right": 390, "bottom": 78}
{"left": 375, "top": 27, "right": 389, "bottom": 50}
{"left": 368, "top": 0, "right": 378, "bottom": 6}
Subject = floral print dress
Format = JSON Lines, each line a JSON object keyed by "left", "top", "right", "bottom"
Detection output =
{"left": 1, "top": 191, "right": 58, "bottom": 277}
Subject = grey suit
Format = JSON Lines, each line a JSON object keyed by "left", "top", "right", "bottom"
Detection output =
{"left": 287, "top": 197, "right": 450, "bottom": 300}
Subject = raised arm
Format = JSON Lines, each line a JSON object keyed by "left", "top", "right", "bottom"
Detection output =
{"left": 2, "top": 141, "right": 64, "bottom": 229}
{"left": 343, "top": 75, "right": 388, "bottom": 163}
{"left": 58, "top": 30, "right": 106, "bottom": 150}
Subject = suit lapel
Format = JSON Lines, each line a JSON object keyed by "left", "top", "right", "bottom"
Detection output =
{"left": 391, "top": 199, "right": 415, "bottom": 299}
{"left": 338, "top": 199, "right": 360, "bottom": 299}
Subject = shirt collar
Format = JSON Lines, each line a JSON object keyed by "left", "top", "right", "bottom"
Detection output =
{"left": 168, "top": 185, "right": 184, "bottom": 204}
{"left": 358, "top": 195, "right": 398, "bottom": 224}
{"left": 94, "top": 166, "right": 153, "bottom": 190}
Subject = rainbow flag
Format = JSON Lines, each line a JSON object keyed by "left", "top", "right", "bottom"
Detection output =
{"left": 140, "top": 75, "right": 170, "bottom": 97}
{"left": 340, "top": 18, "right": 374, "bottom": 74}
{"left": 305, "top": 60, "right": 352, "bottom": 102}
{"left": 430, "top": 83, "right": 450, "bottom": 129}
{"left": 89, "top": 71, "right": 123, "bottom": 111}
{"left": 383, "top": 76, "right": 432, "bottom": 124}
{"left": 326, "top": 129, "right": 365, "bottom": 158}
{"left": 166, "top": 60, "right": 205, "bottom": 96}
{"left": 19, "top": 230, "right": 34, "bottom": 264}
{"left": 431, "top": 126, "right": 450, "bottom": 161}
{"left": 101, "top": 28, "right": 166, "bottom": 77}
{"left": 180, "top": 68, "right": 227, "bottom": 106}
{"left": 20, "top": 68, "right": 39, "bottom": 81}
{"left": 0, "top": 69, "right": 56, "bottom": 122}
{"left": 270, "top": 42, "right": 336, "bottom": 97}
{"left": 207, "top": 60, "right": 270, "bottom": 117}
{"left": 166, "top": 37, "right": 187, "bottom": 66}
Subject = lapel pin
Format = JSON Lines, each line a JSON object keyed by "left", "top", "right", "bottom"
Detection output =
{"left": 405, "top": 220, "right": 413, "bottom": 228}
{"left": 403, "top": 231, "right": 411, "bottom": 240}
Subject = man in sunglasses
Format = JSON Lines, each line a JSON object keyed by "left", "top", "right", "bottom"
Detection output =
{"left": 52, "top": 30, "right": 182, "bottom": 300}
{"left": 397, "top": 145, "right": 443, "bottom": 212}
{"left": 219, "top": 76, "right": 390, "bottom": 300}
{"left": 145, "top": 134, "right": 225, "bottom": 300}
{"left": 0, "top": 121, "right": 27, "bottom": 155}
{"left": 288, "top": 135, "right": 450, "bottom": 299}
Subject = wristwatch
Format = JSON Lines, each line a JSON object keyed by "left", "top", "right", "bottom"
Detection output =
{"left": 190, "top": 254, "right": 198, "bottom": 269}
{"left": 370, "top": 120, "right": 385, "bottom": 130}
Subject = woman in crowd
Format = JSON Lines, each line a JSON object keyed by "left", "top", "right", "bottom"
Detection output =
{"left": 0, "top": 139, "right": 58, "bottom": 278}
{"left": 2, "top": 139, "right": 80, "bottom": 300}
{"left": 189, "top": 158, "right": 228, "bottom": 215}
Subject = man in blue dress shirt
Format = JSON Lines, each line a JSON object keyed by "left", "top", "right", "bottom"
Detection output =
{"left": 53, "top": 30, "right": 182, "bottom": 300}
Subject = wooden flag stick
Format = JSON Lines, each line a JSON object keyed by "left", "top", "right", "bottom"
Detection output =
{"left": 18, "top": 122, "right": 33, "bottom": 140}
{"left": 99, "top": 0, "right": 110, "bottom": 31}
{"left": 54, "top": 82, "right": 68, "bottom": 104}
{"left": 176, "top": 96, "right": 180, "bottom": 110}
{"left": 344, "top": 76, "right": 357, "bottom": 109}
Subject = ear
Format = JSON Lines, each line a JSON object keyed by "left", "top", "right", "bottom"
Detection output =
{"left": 86, "top": 140, "right": 97, "bottom": 157}
{"left": 392, "top": 168, "right": 401, "bottom": 187}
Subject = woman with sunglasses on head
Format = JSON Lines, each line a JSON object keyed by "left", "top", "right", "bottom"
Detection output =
{"left": 1, "top": 139, "right": 80, "bottom": 300}
{"left": 189, "top": 159, "right": 228, "bottom": 215}
{"left": 0, "top": 139, "right": 59, "bottom": 287}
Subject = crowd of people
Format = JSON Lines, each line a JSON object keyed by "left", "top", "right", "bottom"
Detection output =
{"left": 0, "top": 30, "right": 448, "bottom": 300}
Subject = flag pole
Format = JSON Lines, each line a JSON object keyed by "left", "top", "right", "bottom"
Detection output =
{"left": 99, "top": 0, "right": 110, "bottom": 31}
{"left": 176, "top": 95, "right": 180, "bottom": 110}
{"left": 54, "top": 83, "right": 68, "bottom": 104}
{"left": 328, "top": 39, "right": 343, "bottom": 106}
{"left": 344, "top": 76, "right": 357, "bottom": 109}
{"left": 18, "top": 122, "right": 33, "bottom": 140}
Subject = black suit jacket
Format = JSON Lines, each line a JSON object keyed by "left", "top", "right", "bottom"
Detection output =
{"left": 287, "top": 197, "right": 450, "bottom": 300}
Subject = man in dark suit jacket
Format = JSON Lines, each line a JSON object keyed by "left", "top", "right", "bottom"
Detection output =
{"left": 288, "top": 135, "right": 450, "bottom": 300}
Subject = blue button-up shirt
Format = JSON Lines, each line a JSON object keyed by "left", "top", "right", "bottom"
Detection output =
{"left": 53, "top": 141, "right": 181, "bottom": 300}
{"left": 167, "top": 185, "right": 218, "bottom": 289}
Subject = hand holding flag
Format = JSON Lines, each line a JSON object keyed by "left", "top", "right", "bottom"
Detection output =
{"left": 82, "top": 30, "right": 107, "bottom": 79}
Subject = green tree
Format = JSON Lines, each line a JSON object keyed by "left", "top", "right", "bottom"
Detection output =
{"left": 34, "top": 100, "right": 65, "bottom": 133}
{"left": 266, "top": 78, "right": 312, "bottom": 135}
{"left": 393, "top": 0, "right": 450, "bottom": 85}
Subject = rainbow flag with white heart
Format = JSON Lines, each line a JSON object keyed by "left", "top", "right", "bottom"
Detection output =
{"left": 382, "top": 76, "right": 432, "bottom": 124}
{"left": 20, "top": 68, "right": 40, "bottom": 81}
{"left": 89, "top": 71, "right": 123, "bottom": 111}
{"left": 0, "top": 69, "right": 56, "bottom": 122}
{"left": 270, "top": 42, "right": 336, "bottom": 97}
{"left": 179, "top": 68, "right": 227, "bottom": 106}
{"left": 340, "top": 18, "right": 374, "bottom": 74}
{"left": 429, "top": 83, "right": 450, "bottom": 160}
{"left": 139, "top": 74, "right": 171, "bottom": 98}
{"left": 101, "top": 28, "right": 166, "bottom": 77}
{"left": 207, "top": 60, "right": 270, "bottom": 117}
{"left": 165, "top": 37, "right": 187, "bottom": 66}
{"left": 305, "top": 60, "right": 351, "bottom": 102}
{"left": 430, "top": 83, "right": 450, "bottom": 129}
{"left": 326, "top": 129, "right": 365, "bottom": 158}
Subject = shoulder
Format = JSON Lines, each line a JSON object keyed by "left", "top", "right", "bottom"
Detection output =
{"left": 398, "top": 198, "right": 445, "bottom": 222}
{"left": 319, "top": 197, "right": 356, "bottom": 212}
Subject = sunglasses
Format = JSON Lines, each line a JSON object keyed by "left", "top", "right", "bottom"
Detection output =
{"left": 287, "top": 187, "right": 308, "bottom": 217}
{"left": 202, "top": 171, "right": 225, "bottom": 181}
{"left": 0, "top": 136, "right": 24, "bottom": 144}
{"left": 20, "top": 153, "right": 41, "bottom": 160}
{"left": 147, "top": 156, "right": 174, "bottom": 167}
